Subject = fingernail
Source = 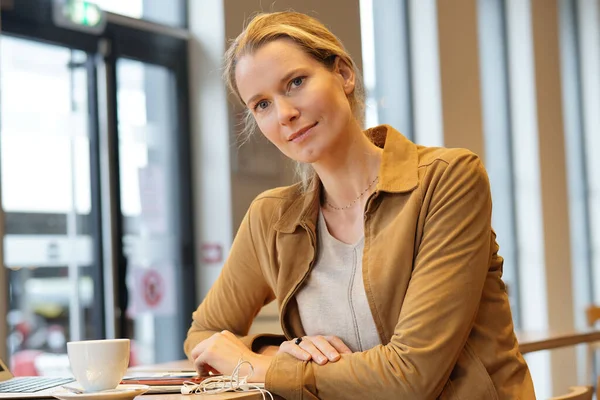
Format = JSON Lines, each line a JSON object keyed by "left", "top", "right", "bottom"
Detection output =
{"left": 317, "top": 356, "right": 326, "bottom": 363}
{"left": 329, "top": 353, "right": 340, "bottom": 360}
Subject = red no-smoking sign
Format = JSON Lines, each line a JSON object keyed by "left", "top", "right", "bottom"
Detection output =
{"left": 131, "top": 266, "right": 175, "bottom": 316}
{"left": 142, "top": 269, "right": 164, "bottom": 307}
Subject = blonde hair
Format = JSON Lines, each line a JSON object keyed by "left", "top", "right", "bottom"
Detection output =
{"left": 223, "top": 11, "right": 366, "bottom": 192}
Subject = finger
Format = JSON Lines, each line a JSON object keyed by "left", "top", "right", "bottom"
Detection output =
{"left": 325, "top": 336, "right": 353, "bottom": 354}
{"left": 298, "top": 338, "right": 329, "bottom": 365}
{"left": 194, "top": 360, "right": 220, "bottom": 376}
{"left": 194, "top": 352, "right": 220, "bottom": 376}
{"left": 190, "top": 338, "right": 210, "bottom": 360}
{"left": 310, "top": 336, "right": 343, "bottom": 362}
{"left": 190, "top": 332, "right": 220, "bottom": 360}
{"left": 204, "top": 364, "right": 221, "bottom": 376}
{"left": 192, "top": 340, "right": 225, "bottom": 377}
{"left": 278, "top": 340, "right": 311, "bottom": 361}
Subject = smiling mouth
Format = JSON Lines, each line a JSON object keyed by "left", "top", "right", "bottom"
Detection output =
{"left": 288, "top": 122, "right": 318, "bottom": 142}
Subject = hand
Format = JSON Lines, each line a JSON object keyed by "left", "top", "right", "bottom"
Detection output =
{"left": 190, "top": 330, "right": 272, "bottom": 382}
{"left": 278, "top": 335, "right": 352, "bottom": 365}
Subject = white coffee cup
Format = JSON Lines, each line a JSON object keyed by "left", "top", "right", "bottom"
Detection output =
{"left": 67, "top": 339, "right": 130, "bottom": 392}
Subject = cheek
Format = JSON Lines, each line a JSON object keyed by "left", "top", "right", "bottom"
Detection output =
{"left": 309, "top": 83, "right": 351, "bottom": 120}
{"left": 255, "top": 116, "right": 298, "bottom": 157}
{"left": 255, "top": 114, "right": 282, "bottom": 144}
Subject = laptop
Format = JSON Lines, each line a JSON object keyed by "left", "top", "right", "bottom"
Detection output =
{"left": 0, "top": 357, "right": 75, "bottom": 399}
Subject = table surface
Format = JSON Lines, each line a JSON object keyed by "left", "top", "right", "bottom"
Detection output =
{"left": 142, "top": 392, "right": 262, "bottom": 400}
{"left": 133, "top": 329, "right": 600, "bottom": 398}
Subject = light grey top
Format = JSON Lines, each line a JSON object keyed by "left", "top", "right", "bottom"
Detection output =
{"left": 295, "top": 210, "right": 382, "bottom": 353}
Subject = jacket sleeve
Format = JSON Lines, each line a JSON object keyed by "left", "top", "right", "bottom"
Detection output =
{"left": 184, "top": 200, "right": 285, "bottom": 359}
{"left": 265, "top": 152, "right": 493, "bottom": 400}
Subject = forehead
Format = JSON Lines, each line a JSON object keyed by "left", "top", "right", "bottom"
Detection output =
{"left": 235, "top": 39, "right": 324, "bottom": 102}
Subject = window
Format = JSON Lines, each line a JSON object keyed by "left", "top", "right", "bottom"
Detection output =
{"left": 477, "top": 0, "right": 522, "bottom": 328}
{"left": 93, "top": 0, "right": 186, "bottom": 28}
{"left": 360, "top": 0, "right": 442, "bottom": 145}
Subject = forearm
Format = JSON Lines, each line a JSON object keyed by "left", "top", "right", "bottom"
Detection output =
{"left": 265, "top": 344, "right": 454, "bottom": 400}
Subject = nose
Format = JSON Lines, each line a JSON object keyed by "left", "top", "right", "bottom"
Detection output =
{"left": 275, "top": 97, "right": 299, "bottom": 126}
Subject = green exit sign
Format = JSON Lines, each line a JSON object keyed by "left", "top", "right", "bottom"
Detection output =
{"left": 52, "top": 0, "right": 107, "bottom": 34}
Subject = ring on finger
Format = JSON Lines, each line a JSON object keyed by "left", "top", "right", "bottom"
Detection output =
{"left": 294, "top": 337, "right": 303, "bottom": 346}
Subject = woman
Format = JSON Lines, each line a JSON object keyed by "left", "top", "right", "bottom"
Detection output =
{"left": 184, "top": 11, "right": 535, "bottom": 400}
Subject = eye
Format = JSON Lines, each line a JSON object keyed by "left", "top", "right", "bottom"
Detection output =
{"left": 253, "top": 100, "right": 270, "bottom": 111}
{"left": 290, "top": 77, "right": 305, "bottom": 89}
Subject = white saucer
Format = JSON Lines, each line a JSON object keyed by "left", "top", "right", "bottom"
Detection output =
{"left": 52, "top": 384, "right": 150, "bottom": 400}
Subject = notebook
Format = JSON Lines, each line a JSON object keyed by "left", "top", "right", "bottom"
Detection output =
{"left": 0, "top": 356, "right": 75, "bottom": 399}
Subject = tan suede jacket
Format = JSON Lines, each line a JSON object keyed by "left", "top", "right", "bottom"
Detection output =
{"left": 184, "top": 125, "right": 536, "bottom": 400}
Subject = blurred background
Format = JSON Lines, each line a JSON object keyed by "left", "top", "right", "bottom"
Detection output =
{"left": 0, "top": 0, "right": 598, "bottom": 398}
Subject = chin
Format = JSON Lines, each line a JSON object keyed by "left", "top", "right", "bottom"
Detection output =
{"left": 292, "top": 150, "right": 322, "bottom": 165}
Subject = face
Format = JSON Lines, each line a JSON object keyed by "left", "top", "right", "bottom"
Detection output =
{"left": 235, "top": 39, "right": 356, "bottom": 164}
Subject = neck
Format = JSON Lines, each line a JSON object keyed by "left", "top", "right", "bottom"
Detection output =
{"left": 313, "top": 123, "right": 383, "bottom": 210}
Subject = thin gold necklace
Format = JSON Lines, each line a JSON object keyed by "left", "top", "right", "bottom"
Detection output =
{"left": 325, "top": 176, "right": 379, "bottom": 211}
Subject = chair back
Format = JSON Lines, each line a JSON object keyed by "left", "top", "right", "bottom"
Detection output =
{"left": 585, "top": 305, "right": 600, "bottom": 327}
{"left": 548, "top": 386, "right": 593, "bottom": 400}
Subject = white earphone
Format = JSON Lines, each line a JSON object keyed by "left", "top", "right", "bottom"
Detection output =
{"left": 179, "top": 359, "right": 273, "bottom": 399}
{"left": 180, "top": 386, "right": 193, "bottom": 395}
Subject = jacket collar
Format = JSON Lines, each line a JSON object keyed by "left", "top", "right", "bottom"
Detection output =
{"left": 274, "top": 125, "right": 419, "bottom": 233}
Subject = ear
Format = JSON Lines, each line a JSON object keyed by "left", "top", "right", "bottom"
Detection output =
{"left": 334, "top": 56, "right": 356, "bottom": 95}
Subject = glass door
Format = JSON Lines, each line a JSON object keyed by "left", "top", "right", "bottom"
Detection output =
{"left": 0, "top": 36, "right": 102, "bottom": 375}
{"left": 116, "top": 59, "right": 187, "bottom": 365}
{"left": 0, "top": 0, "right": 195, "bottom": 369}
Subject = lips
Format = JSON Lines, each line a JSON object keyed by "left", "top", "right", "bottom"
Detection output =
{"left": 288, "top": 122, "right": 318, "bottom": 142}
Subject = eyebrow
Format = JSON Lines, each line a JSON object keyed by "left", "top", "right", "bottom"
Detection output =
{"left": 246, "top": 68, "right": 305, "bottom": 106}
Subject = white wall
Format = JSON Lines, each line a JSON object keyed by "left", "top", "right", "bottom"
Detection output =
{"left": 188, "top": 0, "right": 233, "bottom": 301}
